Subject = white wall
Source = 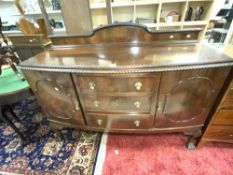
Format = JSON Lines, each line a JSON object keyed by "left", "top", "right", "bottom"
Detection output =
{"left": 0, "top": 1, "right": 19, "bottom": 25}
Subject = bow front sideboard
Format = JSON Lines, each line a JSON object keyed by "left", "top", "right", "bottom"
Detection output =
{"left": 19, "top": 24, "right": 233, "bottom": 148}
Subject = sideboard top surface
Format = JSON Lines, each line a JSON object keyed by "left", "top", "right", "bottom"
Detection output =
{"left": 19, "top": 43, "right": 233, "bottom": 73}
{"left": 18, "top": 24, "right": 233, "bottom": 73}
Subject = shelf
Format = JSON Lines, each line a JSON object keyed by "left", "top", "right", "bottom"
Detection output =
{"left": 2, "top": 30, "right": 21, "bottom": 34}
{"left": 3, "top": 0, "right": 214, "bottom": 43}
{"left": 111, "top": 1, "right": 134, "bottom": 7}
{"left": 112, "top": 0, "right": 159, "bottom": 6}
{"left": 159, "top": 22, "right": 182, "bottom": 26}
{"left": 112, "top": 5, "right": 134, "bottom": 23}
{"left": 183, "top": 21, "right": 208, "bottom": 25}
{"left": 160, "top": 2, "right": 186, "bottom": 22}
{"left": 161, "top": 0, "right": 187, "bottom": 3}
{"left": 143, "top": 23, "right": 158, "bottom": 27}
{"left": 91, "top": 8, "right": 108, "bottom": 27}
{"left": 135, "top": 0, "right": 159, "bottom": 5}
{"left": 187, "top": 1, "right": 213, "bottom": 21}
{"left": 140, "top": 21, "right": 208, "bottom": 28}
{"left": 0, "top": 0, "right": 14, "bottom": 2}
{"left": 46, "top": 10, "right": 62, "bottom": 14}
{"left": 135, "top": 4, "right": 158, "bottom": 21}
{"left": 90, "top": 2, "right": 106, "bottom": 9}
{"left": 11, "top": 10, "right": 61, "bottom": 16}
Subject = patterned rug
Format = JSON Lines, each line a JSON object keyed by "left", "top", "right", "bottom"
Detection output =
{"left": 0, "top": 97, "right": 101, "bottom": 175}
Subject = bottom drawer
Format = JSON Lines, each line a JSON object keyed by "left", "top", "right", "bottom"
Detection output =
{"left": 205, "top": 126, "right": 233, "bottom": 141}
{"left": 86, "top": 113, "right": 154, "bottom": 129}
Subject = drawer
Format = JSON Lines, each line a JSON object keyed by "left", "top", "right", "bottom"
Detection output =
{"left": 84, "top": 95, "right": 152, "bottom": 113}
{"left": 205, "top": 126, "right": 233, "bottom": 141}
{"left": 86, "top": 113, "right": 153, "bottom": 129}
{"left": 221, "top": 82, "right": 233, "bottom": 108}
{"left": 158, "top": 32, "right": 198, "bottom": 41}
{"left": 213, "top": 109, "right": 233, "bottom": 126}
{"left": 8, "top": 35, "right": 45, "bottom": 45}
{"left": 75, "top": 76, "right": 159, "bottom": 94}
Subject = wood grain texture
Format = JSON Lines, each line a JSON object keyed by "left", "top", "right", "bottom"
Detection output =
{"left": 212, "top": 109, "right": 233, "bottom": 125}
{"left": 204, "top": 126, "right": 233, "bottom": 142}
{"left": 155, "top": 67, "right": 231, "bottom": 128}
{"left": 19, "top": 43, "right": 233, "bottom": 74}
{"left": 221, "top": 82, "right": 233, "bottom": 108}
{"left": 85, "top": 113, "right": 154, "bottom": 129}
{"left": 197, "top": 69, "right": 233, "bottom": 148}
{"left": 76, "top": 76, "right": 158, "bottom": 94}
{"left": 22, "top": 70, "right": 85, "bottom": 126}
{"left": 19, "top": 25, "right": 233, "bottom": 145}
{"left": 20, "top": 25, "right": 233, "bottom": 74}
{"left": 50, "top": 24, "right": 201, "bottom": 45}
{"left": 83, "top": 95, "right": 152, "bottom": 113}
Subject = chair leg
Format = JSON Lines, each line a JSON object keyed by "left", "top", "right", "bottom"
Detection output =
{"left": 1, "top": 109, "right": 27, "bottom": 144}
{"left": 6, "top": 105, "right": 20, "bottom": 122}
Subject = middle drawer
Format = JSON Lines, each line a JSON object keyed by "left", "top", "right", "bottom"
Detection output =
{"left": 83, "top": 95, "right": 152, "bottom": 113}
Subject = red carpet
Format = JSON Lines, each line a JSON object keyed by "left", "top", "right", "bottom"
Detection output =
{"left": 102, "top": 134, "right": 233, "bottom": 175}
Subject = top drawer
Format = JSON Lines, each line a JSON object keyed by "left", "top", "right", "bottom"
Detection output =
{"left": 74, "top": 75, "right": 160, "bottom": 94}
{"left": 221, "top": 82, "right": 233, "bottom": 108}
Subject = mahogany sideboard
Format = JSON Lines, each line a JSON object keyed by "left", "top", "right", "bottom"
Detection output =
{"left": 19, "top": 24, "right": 233, "bottom": 149}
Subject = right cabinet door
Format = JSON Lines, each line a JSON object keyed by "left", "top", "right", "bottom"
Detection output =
{"left": 155, "top": 67, "right": 231, "bottom": 128}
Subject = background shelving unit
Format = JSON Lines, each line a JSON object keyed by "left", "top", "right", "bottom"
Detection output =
{"left": 89, "top": 0, "right": 215, "bottom": 41}
{"left": 0, "top": 0, "right": 216, "bottom": 41}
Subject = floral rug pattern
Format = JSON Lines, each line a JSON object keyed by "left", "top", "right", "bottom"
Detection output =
{"left": 0, "top": 97, "right": 101, "bottom": 175}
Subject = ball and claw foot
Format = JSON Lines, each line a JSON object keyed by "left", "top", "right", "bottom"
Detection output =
{"left": 186, "top": 136, "right": 197, "bottom": 150}
{"left": 21, "top": 137, "right": 29, "bottom": 146}
{"left": 53, "top": 130, "right": 64, "bottom": 140}
{"left": 187, "top": 141, "right": 196, "bottom": 150}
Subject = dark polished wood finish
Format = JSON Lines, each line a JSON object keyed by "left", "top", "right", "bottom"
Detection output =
{"left": 19, "top": 42, "right": 233, "bottom": 73}
{"left": 50, "top": 24, "right": 202, "bottom": 45}
{"left": 155, "top": 68, "right": 231, "bottom": 128}
{"left": 22, "top": 70, "right": 85, "bottom": 126}
{"left": 197, "top": 70, "right": 233, "bottom": 148}
{"left": 19, "top": 24, "right": 233, "bottom": 148}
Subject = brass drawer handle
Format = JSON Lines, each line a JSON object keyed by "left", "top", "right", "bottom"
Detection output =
{"left": 54, "top": 86, "right": 59, "bottom": 91}
{"left": 134, "top": 101, "right": 142, "bottom": 109}
{"left": 75, "top": 101, "right": 80, "bottom": 111}
{"left": 134, "top": 120, "right": 140, "bottom": 127}
{"left": 29, "top": 38, "right": 38, "bottom": 43}
{"left": 169, "top": 35, "right": 174, "bottom": 39}
{"left": 135, "top": 81, "right": 142, "bottom": 91}
{"left": 94, "top": 100, "right": 100, "bottom": 108}
{"left": 89, "top": 82, "right": 96, "bottom": 90}
{"left": 157, "top": 102, "right": 162, "bottom": 111}
{"left": 97, "top": 119, "right": 103, "bottom": 126}
{"left": 229, "top": 134, "right": 233, "bottom": 137}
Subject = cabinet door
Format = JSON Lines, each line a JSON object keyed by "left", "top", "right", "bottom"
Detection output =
{"left": 155, "top": 67, "right": 231, "bottom": 128}
{"left": 22, "top": 70, "right": 85, "bottom": 126}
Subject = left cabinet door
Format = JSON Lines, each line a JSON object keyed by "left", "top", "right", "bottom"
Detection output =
{"left": 22, "top": 70, "right": 85, "bottom": 126}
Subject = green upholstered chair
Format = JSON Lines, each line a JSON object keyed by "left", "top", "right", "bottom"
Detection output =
{"left": 0, "top": 67, "right": 33, "bottom": 143}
